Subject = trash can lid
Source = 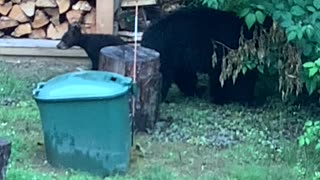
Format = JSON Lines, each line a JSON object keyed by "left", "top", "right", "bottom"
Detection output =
{"left": 32, "top": 71, "right": 132, "bottom": 101}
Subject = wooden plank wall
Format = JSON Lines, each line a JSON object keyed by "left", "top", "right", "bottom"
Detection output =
{"left": 96, "top": 0, "right": 114, "bottom": 34}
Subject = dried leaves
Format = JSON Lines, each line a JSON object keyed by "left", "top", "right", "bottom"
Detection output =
{"left": 213, "top": 22, "right": 303, "bottom": 100}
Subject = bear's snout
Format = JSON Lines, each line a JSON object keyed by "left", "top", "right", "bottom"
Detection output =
{"left": 56, "top": 41, "right": 68, "bottom": 49}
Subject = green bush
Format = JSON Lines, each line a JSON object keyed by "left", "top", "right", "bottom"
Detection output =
{"left": 198, "top": 0, "right": 320, "bottom": 98}
{"left": 298, "top": 120, "right": 320, "bottom": 151}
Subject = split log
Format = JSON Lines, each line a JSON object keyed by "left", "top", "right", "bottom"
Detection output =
{"left": 11, "top": 0, "right": 22, "bottom": 3}
{"left": 20, "top": 0, "right": 36, "bottom": 17}
{"left": 0, "top": 16, "right": 19, "bottom": 30}
{"left": 46, "top": 22, "right": 68, "bottom": 39}
{"left": 99, "top": 45, "right": 161, "bottom": 132}
{"left": 8, "top": 4, "right": 29, "bottom": 23}
{"left": 66, "top": 10, "right": 82, "bottom": 24}
{"left": 44, "top": 8, "right": 59, "bottom": 25}
{"left": 72, "top": 0, "right": 91, "bottom": 11}
{"left": 84, "top": 8, "right": 95, "bottom": 24}
{"left": 49, "top": 14, "right": 59, "bottom": 26}
{"left": 83, "top": 8, "right": 96, "bottom": 34}
{"left": 36, "top": 0, "right": 57, "bottom": 7}
{"left": 11, "top": 23, "right": 32, "bottom": 37}
{"left": 32, "top": 9, "right": 49, "bottom": 28}
{"left": 56, "top": 0, "right": 70, "bottom": 14}
{"left": 0, "top": 2, "right": 13, "bottom": 16}
{"left": 81, "top": 23, "right": 96, "bottom": 34}
{"left": 29, "top": 28, "right": 46, "bottom": 39}
{"left": 0, "top": 138, "right": 11, "bottom": 180}
{"left": 43, "top": 7, "right": 58, "bottom": 17}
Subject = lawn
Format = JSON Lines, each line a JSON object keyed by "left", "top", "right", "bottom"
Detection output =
{"left": 1, "top": 58, "right": 320, "bottom": 180}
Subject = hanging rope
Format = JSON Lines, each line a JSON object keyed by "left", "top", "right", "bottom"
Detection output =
{"left": 131, "top": 0, "right": 139, "bottom": 146}
{"left": 133, "top": 1, "right": 138, "bottom": 86}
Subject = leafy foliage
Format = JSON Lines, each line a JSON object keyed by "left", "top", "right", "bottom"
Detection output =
{"left": 303, "top": 58, "right": 320, "bottom": 94}
{"left": 248, "top": 0, "right": 320, "bottom": 97}
{"left": 198, "top": 0, "right": 320, "bottom": 100}
{"left": 298, "top": 120, "right": 320, "bottom": 152}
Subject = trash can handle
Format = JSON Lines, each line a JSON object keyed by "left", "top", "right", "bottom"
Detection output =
{"left": 110, "top": 76, "right": 118, "bottom": 82}
{"left": 32, "top": 82, "right": 46, "bottom": 97}
{"left": 36, "top": 82, "right": 46, "bottom": 89}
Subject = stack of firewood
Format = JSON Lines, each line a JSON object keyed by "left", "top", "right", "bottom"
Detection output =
{"left": 0, "top": 0, "right": 96, "bottom": 39}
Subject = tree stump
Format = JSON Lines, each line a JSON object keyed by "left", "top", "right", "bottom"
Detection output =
{"left": 0, "top": 138, "right": 11, "bottom": 180}
{"left": 99, "top": 45, "right": 161, "bottom": 132}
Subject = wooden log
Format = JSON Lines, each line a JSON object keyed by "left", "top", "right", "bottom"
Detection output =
{"left": 44, "top": 8, "right": 60, "bottom": 25}
{"left": 12, "top": 0, "right": 22, "bottom": 3}
{"left": 20, "top": 0, "right": 36, "bottom": 17}
{"left": 99, "top": 45, "right": 161, "bottom": 132}
{"left": 29, "top": 28, "right": 46, "bottom": 39}
{"left": 83, "top": 8, "right": 96, "bottom": 34}
{"left": 43, "top": 7, "right": 58, "bottom": 17}
{"left": 0, "top": 16, "right": 19, "bottom": 30}
{"left": 11, "top": 22, "right": 32, "bottom": 37}
{"left": 8, "top": 4, "right": 29, "bottom": 23}
{"left": 36, "top": 0, "right": 57, "bottom": 8}
{"left": 32, "top": 9, "right": 49, "bottom": 28}
{"left": 72, "top": 0, "right": 91, "bottom": 11}
{"left": 56, "top": 0, "right": 70, "bottom": 14}
{"left": 66, "top": 9, "right": 82, "bottom": 24}
{"left": 46, "top": 22, "right": 68, "bottom": 39}
{"left": 49, "top": 14, "right": 60, "bottom": 26}
{"left": 81, "top": 23, "right": 96, "bottom": 34}
{"left": 0, "top": 2, "right": 13, "bottom": 16}
{"left": 0, "top": 138, "right": 11, "bottom": 180}
{"left": 84, "top": 8, "right": 95, "bottom": 24}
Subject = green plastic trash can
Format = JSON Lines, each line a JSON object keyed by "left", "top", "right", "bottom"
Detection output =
{"left": 32, "top": 70, "right": 132, "bottom": 176}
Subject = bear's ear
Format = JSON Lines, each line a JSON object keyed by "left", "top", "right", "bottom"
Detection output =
{"left": 69, "top": 22, "right": 81, "bottom": 31}
{"left": 68, "top": 23, "right": 73, "bottom": 30}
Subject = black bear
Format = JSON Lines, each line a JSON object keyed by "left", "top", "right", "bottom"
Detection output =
{"left": 141, "top": 6, "right": 273, "bottom": 104}
{"left": 57, "top": 23, "right": 127, "bottom": 70}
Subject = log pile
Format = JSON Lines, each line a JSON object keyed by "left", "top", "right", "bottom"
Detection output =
{"left": 0, "top": 0, "right": 97, "bottom": 39}
{"left": 0, "top": 0, "right": 184, "bottom": 41}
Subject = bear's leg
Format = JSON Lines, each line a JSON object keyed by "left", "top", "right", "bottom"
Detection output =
{"left": 208, "top": 70, "right": 230, "bottom": 104}
{"left": 160, "top": 68, "right": 174, "bottom": 101}
{"left": 91, "top": 55, "right": 99, "bottom": 70}
{"left": 231, "top": 70, "right": 258, "bottom": 105}
{"left": 174, "top": 69, "right": 198, "bottom": 97}
{"left": 85, "top": 51, "right": 99, "bottom": 70}
{"left": 209, "top": 70, "right": 258, "bottom": 105}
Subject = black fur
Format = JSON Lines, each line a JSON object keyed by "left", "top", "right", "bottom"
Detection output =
{"left": 57, "top": 23, "right": 127, "bottom": 70}
{"left": 141, "top": 7, "right": 273, "bottom": 104}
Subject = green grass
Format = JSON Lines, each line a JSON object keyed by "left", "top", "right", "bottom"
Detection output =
{"left": 1, "top": 60, "right": 320, "bottom": 180}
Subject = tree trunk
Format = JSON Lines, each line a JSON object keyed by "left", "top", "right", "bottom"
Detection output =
{"left": 99, "top": 45, "right": 161, "bottom": 132}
